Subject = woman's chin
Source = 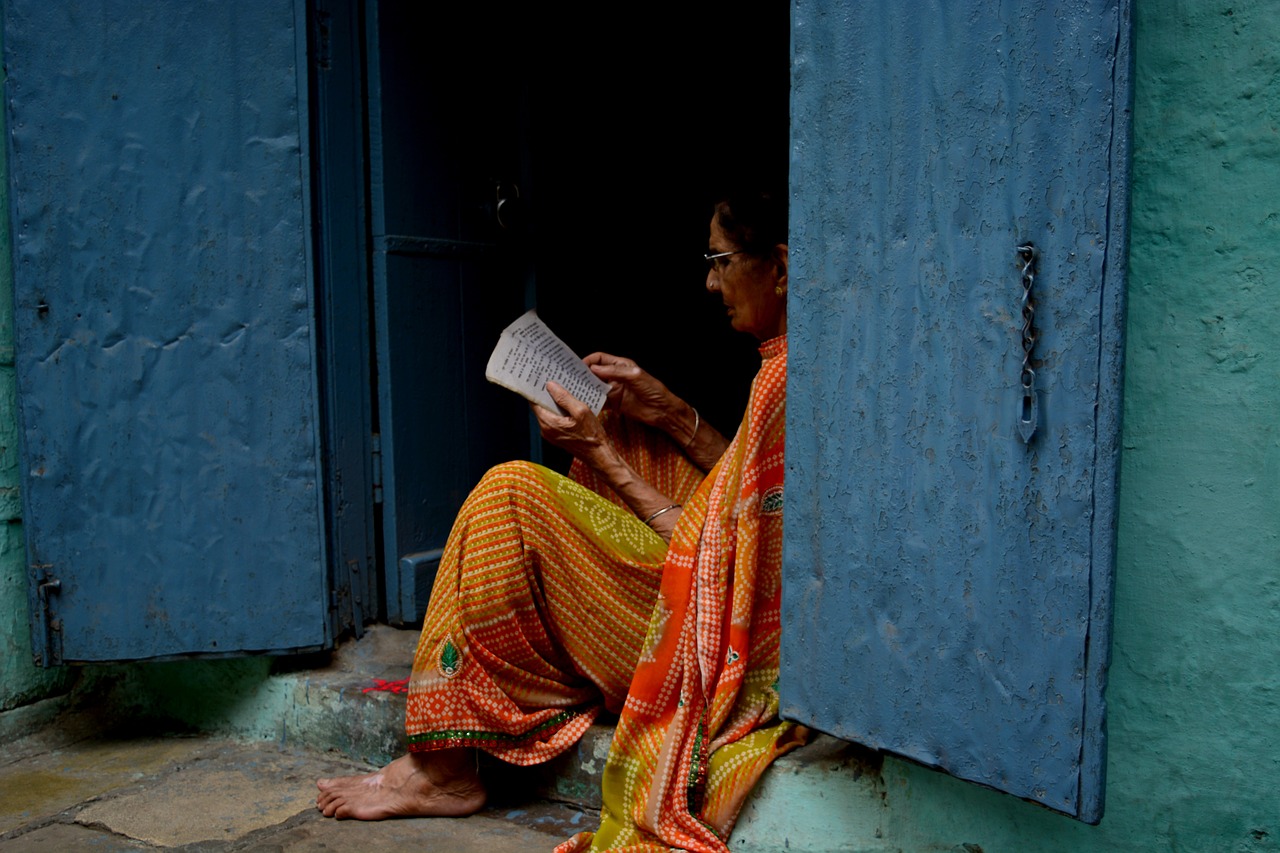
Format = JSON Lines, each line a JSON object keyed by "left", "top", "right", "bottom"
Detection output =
{"left": 729, "top": 318, "right": 767, "bottom": 339}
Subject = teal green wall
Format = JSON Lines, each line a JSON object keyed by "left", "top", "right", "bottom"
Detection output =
{"left": 1108, "top": 0, "right": 1278, "bottom": 843}
{"left": 1, "top": 2, "right": 1277, "bottom": 850}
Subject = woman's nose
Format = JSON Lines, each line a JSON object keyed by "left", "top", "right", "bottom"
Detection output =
{"left": 705, "top": 268, "right": 720, "bottom": 292}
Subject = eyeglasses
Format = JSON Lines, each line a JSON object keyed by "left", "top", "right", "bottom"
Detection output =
{"left": 704, "top": 249, "right": 744, "bottom": 272}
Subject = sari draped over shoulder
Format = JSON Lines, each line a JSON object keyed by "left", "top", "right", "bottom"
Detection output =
{"left": 560, "top": 334, "right": 797, "bottom": 853}
{"left": 403, "top": 336, "right": 797, "bottom": 852}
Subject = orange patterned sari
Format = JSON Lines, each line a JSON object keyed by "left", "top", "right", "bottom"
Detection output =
{"left": 561, "top": 334, "right": 796, "bottom": 851}
{"left": 406, "top": 336, "right": 797, "bottom": 851}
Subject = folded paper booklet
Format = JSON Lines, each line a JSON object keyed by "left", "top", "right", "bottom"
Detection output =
{"left": 485, "top": 310, "right": 609, "bottom": 415}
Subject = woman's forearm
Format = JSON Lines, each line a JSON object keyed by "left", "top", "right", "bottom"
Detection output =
{"left": 587, "top": 443, "right": 684, "bottom": 542}
{"left": 655, "top": 398, "right": 729, "bottom": 471}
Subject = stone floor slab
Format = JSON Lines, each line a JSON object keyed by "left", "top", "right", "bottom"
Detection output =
{"left": 0, "top": 731, "right": 597, "bottom": 852}
{"left": 0, "top": 736, "right": 211, "bottom": 834}
{"left": 246, "top": 808, "right": 583, "bottom": 853}
{"left": 72, "top": 741, "right": 364, "bottom": 847}
{"left": 0, "top": 821, "right": 153, "bottom": 852}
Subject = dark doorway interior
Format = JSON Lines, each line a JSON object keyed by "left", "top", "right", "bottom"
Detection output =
{"left": 312, "top": 2, "right": 790, "bottom": 626}
{"left": 529, "top": 10, "right": 791, "bottom": 439}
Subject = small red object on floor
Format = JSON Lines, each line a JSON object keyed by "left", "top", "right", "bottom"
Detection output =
{"left": 362, "top": 677, "right": 409, "bottom": 694}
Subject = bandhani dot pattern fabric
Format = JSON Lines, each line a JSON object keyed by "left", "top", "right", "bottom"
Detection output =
{"left": 558, "top": 335, "right": 800, "bottom": 853}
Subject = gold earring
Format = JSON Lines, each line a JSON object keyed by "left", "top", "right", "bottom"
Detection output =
{"left": 775, "top": 285, "right": 786, "bottom": 296}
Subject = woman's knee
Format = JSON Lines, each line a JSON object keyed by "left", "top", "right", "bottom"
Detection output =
{"left": 477, "top": 460, "right": 541, "bottom": 491}
{"left": 467, "top": 461, "right": 558, "bottom": 511}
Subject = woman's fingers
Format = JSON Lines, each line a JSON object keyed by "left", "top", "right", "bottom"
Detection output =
{"left": 544, "top": 380, "right": 587, "bottom": 417}
{"left": 583, "top": 351, "right": 628, "bottom": 367}
{"left": 536, "top": 382, "right": 610, "bottom": 464}
{"left": 538, "top": 382, "right": 595, "bottom": 440}
{"left": 589, "top": 361, "right": 638, "bottom": 380}
{"left": 532, "top": 400, "right": 560, "bottom": 429}
{"left": 584, "top": 352, "right": 639, "bottom": 378}
{"left": 580, "top": 355, "right": 679, "bottom": 429}
{"left": 585, "top": 356, "right": 643, "bottom": 409}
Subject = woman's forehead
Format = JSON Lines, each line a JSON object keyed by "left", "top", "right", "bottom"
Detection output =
{"left": 708, "top": 216, "right": 736, "bottom": 248}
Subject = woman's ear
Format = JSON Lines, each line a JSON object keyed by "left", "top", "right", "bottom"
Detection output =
{"left": 774, "top": 243, "right": 789, "bottom": 295}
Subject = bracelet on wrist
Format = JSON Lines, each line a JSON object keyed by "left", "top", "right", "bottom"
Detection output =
{"left": 644, "top": 504, "right": 681, "bottom": 525}
{"left": 684, "top": 408, "right": 700, "bottom": 449}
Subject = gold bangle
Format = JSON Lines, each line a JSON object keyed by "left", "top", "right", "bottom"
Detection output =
{"left": 644, "top": 504, "right": 681, "bottom": 525}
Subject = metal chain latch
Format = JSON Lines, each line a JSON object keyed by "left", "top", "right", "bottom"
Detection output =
{"left": 1016, "top": 243, "right": 1039, "bottom": 443}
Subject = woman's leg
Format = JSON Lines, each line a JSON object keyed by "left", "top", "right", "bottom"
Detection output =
{"left": 406, "top": 460, "right": 669, "bottom": 761}
{"left": 318, "top": 461, "right": 667, "bottom": 819}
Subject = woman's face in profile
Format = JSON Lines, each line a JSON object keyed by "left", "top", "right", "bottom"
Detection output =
{"left": 705, "top": 215, "right": 787, "bottom": 340}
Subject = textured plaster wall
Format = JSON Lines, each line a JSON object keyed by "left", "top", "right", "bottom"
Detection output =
{"left": 1104, "top": 0, "right": 1279, "bottom": 845}
{"left": 0, "top": 2, "right": 1278, "bottom": 852}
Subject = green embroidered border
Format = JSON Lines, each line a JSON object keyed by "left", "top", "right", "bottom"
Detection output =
{"left": 686, "top": 715, "right": 712, "bottom": 826}
{"left": 406, "top": 709, "right": 580, "bottom": 747}
{"left": 686, "top": 723, "right": 704, "bottom": 794}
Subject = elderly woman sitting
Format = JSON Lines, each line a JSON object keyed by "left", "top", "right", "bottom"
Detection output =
{"left": 316, "top": 192, "right": 805, "bottom": 852}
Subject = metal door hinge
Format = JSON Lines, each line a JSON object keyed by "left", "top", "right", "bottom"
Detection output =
{"left": 371, "top": 433, "right": 384, "bottom": 505}
{"left": 33, "top": 566, "right": 62, "bottom": 666}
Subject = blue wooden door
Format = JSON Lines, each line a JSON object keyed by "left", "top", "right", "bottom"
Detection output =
{"left": 365, "top": 3, "right": 533, "bottom": 623}
{"left": 6, "top": 1, "right": 330, "bottom": 662}
{"left": 782, "top": 0, "right": 1131, "bottom": 822}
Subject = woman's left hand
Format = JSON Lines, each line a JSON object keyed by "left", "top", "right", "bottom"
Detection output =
{"left": 534, "top": 381, "right": 611, "bottom": 466}
{"left": 583, "top": 353, "right": 679, "bottom": 430}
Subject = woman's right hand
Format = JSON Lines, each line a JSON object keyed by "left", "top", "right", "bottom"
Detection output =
{"left": 583, "top": 353, "right": 683, "bottom": 431}
{"left": 534, "top": 381, "right": 611, "bottom": 465}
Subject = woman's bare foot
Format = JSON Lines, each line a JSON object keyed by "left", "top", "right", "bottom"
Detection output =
{"left": 315, "top": 749, "right": 486, "bottom": 820}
